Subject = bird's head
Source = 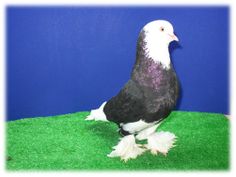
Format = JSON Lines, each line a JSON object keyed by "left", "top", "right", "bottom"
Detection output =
{"left": 143, "top": 20, "right": 179, "bottom": 45}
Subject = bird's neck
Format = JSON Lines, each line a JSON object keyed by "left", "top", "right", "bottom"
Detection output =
{"left": 144, "top": 35, "right": 171, "bottom": 69}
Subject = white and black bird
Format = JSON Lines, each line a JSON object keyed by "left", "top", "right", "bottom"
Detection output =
{"left": 86, "top": 20, "right": 180, "bottom": 161}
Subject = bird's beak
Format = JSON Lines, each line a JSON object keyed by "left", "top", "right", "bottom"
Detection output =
{"left": 169, "top": 33, "right": 179, "bottom": 42}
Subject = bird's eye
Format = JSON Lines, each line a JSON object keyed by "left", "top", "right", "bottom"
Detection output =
{"left": 160, "top": 27, "right": 164, "bottom": 32}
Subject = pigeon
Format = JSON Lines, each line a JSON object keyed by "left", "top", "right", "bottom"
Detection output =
{"left": 86, "top": 20, "right": 179, "bottom": 161}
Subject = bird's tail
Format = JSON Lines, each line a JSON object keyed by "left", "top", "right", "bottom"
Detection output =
{"left": 85, "top": 101, "right": 108, "bottom": 121}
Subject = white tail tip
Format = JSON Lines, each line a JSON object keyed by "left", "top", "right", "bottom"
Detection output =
{"left": 85, "top": 101, "right": 108, "bottom": 121}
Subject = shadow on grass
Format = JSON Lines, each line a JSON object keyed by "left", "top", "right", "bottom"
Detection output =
{"left": 85, "top": 121, "right": 119, "bottom": 143}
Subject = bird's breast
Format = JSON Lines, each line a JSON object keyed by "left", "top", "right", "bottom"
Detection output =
{"left": 132, "top": 59, "right": 176, "bottom": 91}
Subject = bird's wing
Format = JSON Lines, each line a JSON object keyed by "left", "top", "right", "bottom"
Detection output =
{"left": 104, "top": 79, "right": 145, "bottom": 124}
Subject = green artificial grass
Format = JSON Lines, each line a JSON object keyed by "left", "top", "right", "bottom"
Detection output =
{"left": 6, "top": 111, "right": 229, "bottom": 171}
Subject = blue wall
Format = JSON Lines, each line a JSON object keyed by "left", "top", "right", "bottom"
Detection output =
{"left": 7, "top": 6, "right": 229, "bottom": 121}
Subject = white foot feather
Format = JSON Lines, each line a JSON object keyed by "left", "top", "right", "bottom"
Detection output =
{"left": 107, "top": 135, "right": 146, "bottom": 162}
{"left": 136, "top": 123, "right": 160, "bottom": 140}
{"left": 85, "top": 102, "right": 108, "bottom": 121}
{"left": 145, "top": 131, "right": 176, "bottom": 156}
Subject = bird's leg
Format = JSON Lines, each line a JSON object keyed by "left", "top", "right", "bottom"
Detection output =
{"left": 107, "top": 134, "right": 146, "bottom": 162}
{"left": 119, "top": 127, "right": 132, "bottom": 137}
{"left": 136, "top": 123, "right": 177, "bottom": 156}
{"left": 144, "top": 131, "right": 176, "bottom": 156}
{"left": 135, "top": 123, "right": 161, "bottom": 140}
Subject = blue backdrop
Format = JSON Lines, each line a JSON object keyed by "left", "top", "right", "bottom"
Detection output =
{"left": 7, "top": 6, "right": 229, "bottom": 121}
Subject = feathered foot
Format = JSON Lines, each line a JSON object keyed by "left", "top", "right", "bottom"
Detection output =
{"left": 135, "top": 123, "right": 160, "bottom": 140}
{"left": 107, "top": 135, "right": 146, "bottom": 162}
{"left": 145, "top": 131, "right": 177, "bottom": 156}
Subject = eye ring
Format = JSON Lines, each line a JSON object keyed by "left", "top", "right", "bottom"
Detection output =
{"left": 160, "top": 27, "right": 164, "bottom": 32}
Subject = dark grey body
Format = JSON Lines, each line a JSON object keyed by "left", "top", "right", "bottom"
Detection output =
{"left": 104, "top": 30, "right": 179, "bottom": 127}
